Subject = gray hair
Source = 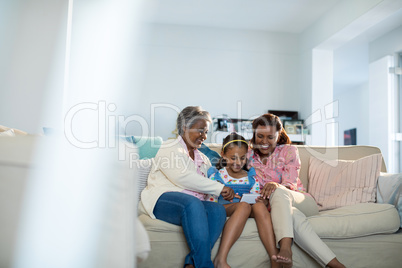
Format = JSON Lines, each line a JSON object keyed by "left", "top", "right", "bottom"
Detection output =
{"left": 177, "top": 106, "right": 212, "bottom": 135}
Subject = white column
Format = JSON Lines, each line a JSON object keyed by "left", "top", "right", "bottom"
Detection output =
{"left": 309, "top": 49, "right": 336, "bottom": 146}
{"left": 369, "top": 55, "right": 395, "bottom": 172}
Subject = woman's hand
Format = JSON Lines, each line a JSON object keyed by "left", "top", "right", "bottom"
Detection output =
{"left": 221, "top": 186, "right": 237, "bottom": 201}
{"left": 261, "top": 182, "right": 280, "bottom": 199}
{"left": 255, "top": 196, "right": 269, "bottom": 206}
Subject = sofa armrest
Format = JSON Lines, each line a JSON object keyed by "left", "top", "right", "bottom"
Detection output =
{"left": 377, "top": 172, "right": 402, "bottom": 227}
{"left": 136, "top": 217, "right": 150, "bottom": 263}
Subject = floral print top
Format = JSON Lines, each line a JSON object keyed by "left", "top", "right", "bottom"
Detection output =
{"left": 206, "top": 167, "right": 260, "bottom": 203}
{"left": 247, "top": 144, "right": 307, "bottom": 194}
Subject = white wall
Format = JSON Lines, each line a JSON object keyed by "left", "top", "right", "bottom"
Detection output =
{"left": 129, "top": 24, "right": 301, "bottom": 139}
{"left": 0, "top": 10, "right": 303, "bottom": 140}
{"left": 299, "top": 0, "right": 378, "bottom": 135}
{"left": 331, "top": 22, "right": 402, "bottom": 172}
{"left": 0, "top": 0, "right": 68, "bottom": 134}
{"left": 333, "top": 36, "right": 370, "bottom": 145}
{"left": 300, "top": 0, "right": 384, "bottom": 51}
{"left": 370, "top": 25, "right": 402, "bottom": 61}
{"left": 333, "top": 24, "right": 402, "bottom": 146}
{"left": 299, "top": 0, "right": 402, "bottom": 145}
{"left": 369, "top": 25, "right": 402, "bottom": 172}
{"left": 3, "top": 0, "right": 402, "bottom": 144}
{"left": 334, "top": 82, "right": 369, "bottom": 145}
{"left": 369, "top": 56, "right": 393, "bottom": 169}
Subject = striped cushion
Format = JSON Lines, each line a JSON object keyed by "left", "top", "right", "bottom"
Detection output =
{"left": 308, "top": 154, "right": 382, "bottom": 211}
{"left": 137, "top": 159, "right": 152, "bottom": 201}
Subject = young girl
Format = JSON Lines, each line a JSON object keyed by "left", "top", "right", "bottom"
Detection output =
{"left": 207, "top": 133, "right": 290, "bottom": 268}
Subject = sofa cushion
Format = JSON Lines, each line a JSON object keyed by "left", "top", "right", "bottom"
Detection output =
{"left": 140, "top": 203, "right": 400, "bottom": 241}
{"left": 308, "top": 154, "right": 382, "bottom": 211}
{"left": 307, "top": 203, "right": 400, "bottom": 239}
{"left": 377, "top": 172, "right": 402, "bottom": 227}
{"left": 136, "top": 159, "right": 152, "bottom": 200}
{"left": 139, "top": 214, "right": 261, "bottom": 241}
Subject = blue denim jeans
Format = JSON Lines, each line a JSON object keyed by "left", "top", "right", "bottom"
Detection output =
{"left": 153, "top": 192, "right": 226, "bottom": 268}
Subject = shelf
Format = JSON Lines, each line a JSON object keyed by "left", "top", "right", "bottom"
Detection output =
{"left": 208, "top": 131, "right": 311, "bottom": 145}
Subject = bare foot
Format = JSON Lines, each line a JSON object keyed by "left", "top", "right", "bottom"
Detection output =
{"left": 214, "top": 257, "right": 231, "bottom": 268}
{"left": 275, "top": 248, "right": 292, "bottom": 268}
{"left": 326, "top": 257, "right": 346, "bottom": 268}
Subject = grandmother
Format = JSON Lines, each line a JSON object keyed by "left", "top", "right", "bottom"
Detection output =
{"left": 139, "top": 106, "right": 235, "bottom": 268}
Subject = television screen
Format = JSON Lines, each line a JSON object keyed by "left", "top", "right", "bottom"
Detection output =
{"left": 344, "top": 128, "right": 357, "bottom": 145}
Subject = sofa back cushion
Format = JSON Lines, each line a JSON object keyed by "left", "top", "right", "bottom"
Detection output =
{"left": 0, "top": 125, "right": 28, "bottom": 135}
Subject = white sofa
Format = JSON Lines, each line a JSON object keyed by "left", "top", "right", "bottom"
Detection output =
{"left": 137, "top": 144, "right": 402, "bottom": 268}
{"left": 0, "top": 136, "right": 148, "bottom": 268}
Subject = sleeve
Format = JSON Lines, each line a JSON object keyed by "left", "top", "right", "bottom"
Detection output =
{"left": 248, "top": 168, "right": 261, "bottom": 194}
{"left": 280, "top": 146, "right": 301, "bottom": 190}
{"left": 156, "top": 145, "right": 224, "bottom": 196}
{"left": 205, "top": 167, "right": 220, "bottom": 202}
{"left": 207, "top": 166, "right": 219, "bottom": 178}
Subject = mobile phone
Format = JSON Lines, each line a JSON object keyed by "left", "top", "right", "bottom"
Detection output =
{"left": 240, "top": 193, "right": 261, "bottom": 204}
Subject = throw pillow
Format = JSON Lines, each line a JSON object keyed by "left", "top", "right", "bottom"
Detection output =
{"left": 136, "top": 159, "right": 152, "bottom": 201}
{"left": 122, "top": 136, "right": 163, "bottom": 159}
{"left": 377, "top": 172, "right": 402, "bottom": 227}
{"left": 308, "top": 154, "right": 382, "bottom": 211}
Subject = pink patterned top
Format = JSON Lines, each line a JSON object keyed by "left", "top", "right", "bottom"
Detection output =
{"left": 247, "top": 144, "right": 308, "bottom": 194}
{"left": 178, "top": 136, "right": 207, "bottom": 201}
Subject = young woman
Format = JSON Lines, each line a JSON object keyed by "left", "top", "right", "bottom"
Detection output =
{"left": 248, "top": 113, "right": 346, "bottom": 268}
{"left": 207, "top": 133, "right": 289, "bottom": 268}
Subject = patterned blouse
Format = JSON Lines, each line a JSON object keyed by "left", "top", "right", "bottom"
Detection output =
{"left": 206, "top": 167, "right": 260, "bottom": 203}
{"left": 247, "top": 144, "right": 307, "bottom": 194}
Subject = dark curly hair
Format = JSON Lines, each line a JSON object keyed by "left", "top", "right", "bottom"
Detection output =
{"left": 250, "top": 113, "right": 291, "bottom": 149}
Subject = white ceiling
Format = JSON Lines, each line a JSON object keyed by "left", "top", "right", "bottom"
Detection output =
{"left": 142, "top": 0, "right": 341, "bottom": 33}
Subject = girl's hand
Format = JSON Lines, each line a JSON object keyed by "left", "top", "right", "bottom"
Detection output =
{"left": 221, "top": 186, "right": 236, "bottom": 201}
{"left": 261, "top": 182, "right": 279, "bottom": 199}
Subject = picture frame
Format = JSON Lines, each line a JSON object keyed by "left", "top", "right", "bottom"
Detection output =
{"left": 283, "top": 120, "right": 304, "bottom": 135}
{"left": 294, "top": 124, "right": 303, "bottom": 134}
{"left": 283, "top": 119, "right": 303, "bottom": 127}
{"left": 285, "top": 125, "right": 296, "bottom": 134}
